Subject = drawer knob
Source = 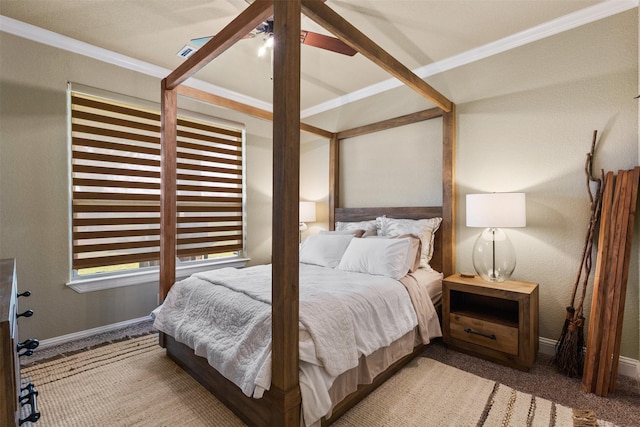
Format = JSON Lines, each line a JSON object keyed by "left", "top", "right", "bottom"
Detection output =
{"left": 17, "top": 290, "right": 31, "bottom": 298}
{"left": 17, "top": 309, "right": 34, "bottom": 318}
{"left": 464, "top": 328, "right": 497, "bottom": 340}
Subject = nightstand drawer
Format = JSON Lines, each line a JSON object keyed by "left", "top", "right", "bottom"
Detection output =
{"left": 449, "top": 313, "right": 518, "bottom": 355}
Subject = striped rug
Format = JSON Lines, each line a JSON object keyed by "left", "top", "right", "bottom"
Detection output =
{"left": 21, "top": 334, "right": 614, "bottom": 427}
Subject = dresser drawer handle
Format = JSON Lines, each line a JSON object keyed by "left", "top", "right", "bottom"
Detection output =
{"left": 17, "top": 309, "right": 34, "bottom": 318}
{"left": 18, "top": 290, "right": 31, "bottom": 298}
{"left": 464, "top": 328, "right": 497, "bottom": 340}
{"left": 17, "top": 338, "right": 39, "bottom": 351}
{"left": 19, "top": 384, "right": 40, "bottom": 425}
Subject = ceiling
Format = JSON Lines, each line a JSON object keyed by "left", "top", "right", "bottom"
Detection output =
{"left": 0, "top": 0, "right": 632, "bottom": 128}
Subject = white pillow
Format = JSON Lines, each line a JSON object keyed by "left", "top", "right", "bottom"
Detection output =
{"left": 335, "top": 220, "right": 378, "bottom": 237}
{"left": 363, "top": 234, "right": 421, "bottom": 273}
{"left": 319, "top": 229, "right": 366, "bottom": 238}
{"left": 299, "top": 234, "right": 354, "bottom": 268}
{"left": 377, "top": 216, "right": 442, "bottom": 268}
{"left": 337, "top": 237, "right": 412, "bottom": 280}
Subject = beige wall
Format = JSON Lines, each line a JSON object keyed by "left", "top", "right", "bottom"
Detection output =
{"left": 302, "top": 10, "right": 639, "bottom": 358}
{"left": 0, "top": 32, "right": 274, "bottom": 340}
{"left": 1, "top": 9, "right": 639, "bottom": 362}
{"left": 456, "top": 10, "right": 638, "bottom": 359}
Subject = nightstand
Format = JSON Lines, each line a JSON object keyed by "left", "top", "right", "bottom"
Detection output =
{"left": 442, "top": 273, "right": 539, "bottom": 371}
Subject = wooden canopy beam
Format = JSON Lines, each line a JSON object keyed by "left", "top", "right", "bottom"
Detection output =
{"left": 177, "top": 85, "right": 334, "bottom": 139}
{"left": 301, "top": 0, "right": 452, "bottom": 113}
{"left": 165, "top": 0, "right": 273, "bottom": 90}
{"left": 336, "top": 107, "right": 443, "bottom": 140}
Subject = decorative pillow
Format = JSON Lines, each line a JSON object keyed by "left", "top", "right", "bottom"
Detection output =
{"left": 337, "top": 237, "right": 413, "bottom": 280}
{"left": 319, "top": 229, "right": 366, "bottom": 238}
{"left": 377, "top": 216, "right": 442, "bottom": 268}
{"left": 299, "top": 234, "right": 354, "bottom": 268}
{"left": 335, "top": 220, "right": 378, "bottom": 237}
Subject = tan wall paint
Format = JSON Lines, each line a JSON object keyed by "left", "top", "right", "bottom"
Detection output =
{"left": 301, "top": 11, "right": 639, "bottom": 358}
{"left": 1, "top": 33, "right": 156, "bottom": 341}
{"left": 0, "top": 32, "right": 272, "bottom": 340}
{"left": 453, "top": 11, "right": 639, "bottom": 360}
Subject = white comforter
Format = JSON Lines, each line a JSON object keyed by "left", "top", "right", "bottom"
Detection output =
{"left": 153, "top": 263, "right": 439, "bottom": 426}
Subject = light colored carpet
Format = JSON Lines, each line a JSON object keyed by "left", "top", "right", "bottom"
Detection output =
{"left": 22, "top": 334, "right": 616, "bottom": 427}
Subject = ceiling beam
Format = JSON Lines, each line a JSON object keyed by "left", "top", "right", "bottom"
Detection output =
{"left": 301, "top": 0, "right": 452, "bottom": 113}
{"left": 165, "top": 0, "right": 273, "bottom": 90}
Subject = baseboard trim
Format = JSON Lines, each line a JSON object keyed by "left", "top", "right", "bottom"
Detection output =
{"left": 539, "top": 337, "right": 640, "bottom": 380}
{"left": 37, "top": 316, "right": 153, "bottom": 350}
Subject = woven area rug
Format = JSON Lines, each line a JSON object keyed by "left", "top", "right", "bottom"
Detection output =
{"left": 22, "top": 334, "right": 615, "bottom": 427}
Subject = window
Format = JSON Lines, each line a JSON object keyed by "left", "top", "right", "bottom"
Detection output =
{"left": 68, "top": 88, "right": 246, "bottom": 291}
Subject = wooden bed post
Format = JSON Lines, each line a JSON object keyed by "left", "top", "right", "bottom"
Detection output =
{"left": 271, "top": 0, "right": 302, "bottom": 425}
{"left": 329, "top": 135, "right": 340, "bottom": 230}
{"left": 160, "top": 79, "right": 177, "bottom": 302}
{"left": 159, "top": 80, "right": 177, "bottom": 348}
{"left": 442, "top": 104, "right": 456, "bottom": 277}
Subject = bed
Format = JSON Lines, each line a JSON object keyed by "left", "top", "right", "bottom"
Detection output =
{"left": 157, "top": 1, "right": 456, "bottom": 426}
{"left": 154, "top": 208, "right": 447, "bottom": 426}
{"left": 154, "top": 211, "right": 444, "bottom": 426}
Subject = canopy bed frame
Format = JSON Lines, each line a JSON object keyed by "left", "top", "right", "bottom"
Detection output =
{"left": 158, "top": 1, "right": 456, "bottom": 426}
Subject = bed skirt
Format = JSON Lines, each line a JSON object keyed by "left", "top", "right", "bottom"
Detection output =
{"left": 316, "top": 329, "right": 420, "bottom": 426}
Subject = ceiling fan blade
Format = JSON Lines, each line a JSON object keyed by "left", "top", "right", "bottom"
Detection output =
{"left": 190, "top": 36, "right": 212, "bottom": 47}
{"left": 300, "top": 31, "right": 357, "bottom": 56}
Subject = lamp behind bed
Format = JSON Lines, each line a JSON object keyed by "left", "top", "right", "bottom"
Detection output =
{"left": 299, "top": 201, "right": 316, "bottom": 241}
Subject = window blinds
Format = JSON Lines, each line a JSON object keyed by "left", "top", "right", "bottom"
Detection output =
{"left": 71, "top": 92, "right": 244, "bottom": 272}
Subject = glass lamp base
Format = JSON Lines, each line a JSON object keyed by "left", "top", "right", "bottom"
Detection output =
{"left": 472, "top": 227, "right": 516, "bottom": 283}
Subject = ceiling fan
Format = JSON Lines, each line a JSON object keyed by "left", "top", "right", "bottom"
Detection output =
{"left": 190, "top": 11, "right": 357, "bottom": 57}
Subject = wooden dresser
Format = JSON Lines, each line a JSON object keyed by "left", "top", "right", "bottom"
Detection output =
{"left": 1, "top": 258, "right": 40, "bottom": 426}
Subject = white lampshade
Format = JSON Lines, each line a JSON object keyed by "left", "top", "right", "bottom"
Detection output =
{"left": 466, "top": 192, "right": 526, "bottom": 282}
{"left": 299, "top": 201, "right": 316, "bottom": 223}
{"left": 466, "top": 193, "right": 526, "bottom": 228}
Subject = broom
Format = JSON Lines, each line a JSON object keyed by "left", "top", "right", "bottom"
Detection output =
{"left": 551, "top": 131, "right": 603, "bottom": 377}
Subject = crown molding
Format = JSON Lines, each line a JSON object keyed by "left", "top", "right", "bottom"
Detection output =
{"left": 300, "top": 0, "right": 638, "bottom": 118}
{"left": 2, "top": 0, "right": 637, "bottom": 119}
{"left": 0, "top": 15, "right": 273, "bottom": 113}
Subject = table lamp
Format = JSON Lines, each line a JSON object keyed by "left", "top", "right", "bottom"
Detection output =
{"left": 299, "top": 201, "right": 316, "bottom": 241}
{"left": 466, "top": 193, "right": 526, "bottom": 282}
